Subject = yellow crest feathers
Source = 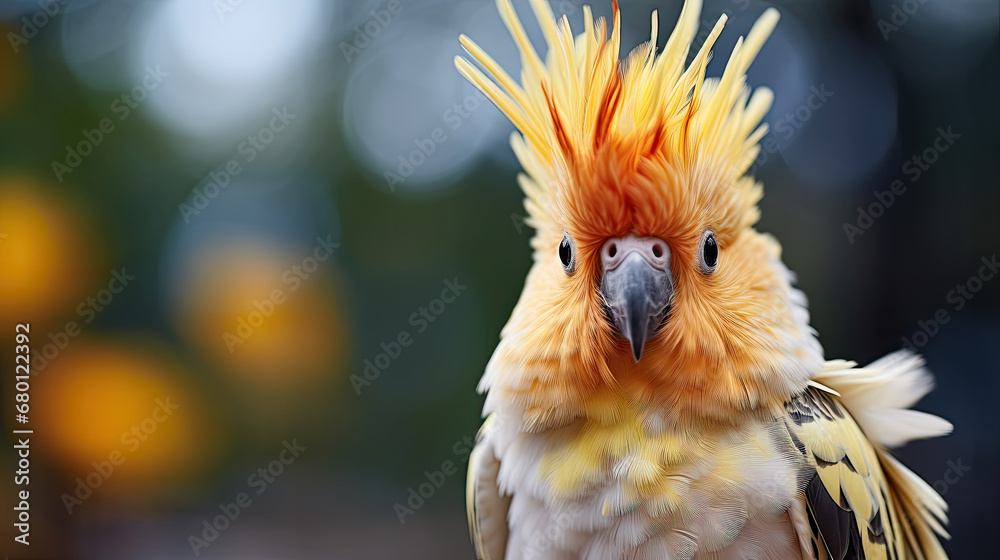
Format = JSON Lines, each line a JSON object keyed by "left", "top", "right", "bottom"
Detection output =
{"left": 456, "top": 0, "right": 779, "bottom": 242}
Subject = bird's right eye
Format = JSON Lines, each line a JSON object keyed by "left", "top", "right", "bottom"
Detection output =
{"left": 698, "top": 230, "right": 718, "bottom": 274}
{"left": 559, "top": 232, "right": 576, "bottom": 274}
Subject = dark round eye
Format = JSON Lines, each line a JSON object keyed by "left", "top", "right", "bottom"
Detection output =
{"left": 698, "top": 230, "right": 718, "bottom": 274}
{"left": 559, "top": 232, "right": 576, "bottom": 274}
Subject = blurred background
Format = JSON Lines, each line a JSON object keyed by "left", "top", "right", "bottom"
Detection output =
{"left": 0, "top": 0, "right": 996, "bottom": 558}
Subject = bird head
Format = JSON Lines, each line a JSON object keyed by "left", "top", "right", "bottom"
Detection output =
{"left": 458, "top": 0, "right": 823, "bottom": 426}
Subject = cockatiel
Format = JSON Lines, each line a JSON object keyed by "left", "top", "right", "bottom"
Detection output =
{"left": 456, "top": 0, "right": 953, "bottom": 558}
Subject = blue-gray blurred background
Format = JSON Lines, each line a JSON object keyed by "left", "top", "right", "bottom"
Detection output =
{"left": 0, "top": 0, "right": 997, "bottom": 558}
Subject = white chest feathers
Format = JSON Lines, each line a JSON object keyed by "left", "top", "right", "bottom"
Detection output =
{"left": 482, "top": 408, "right": 808, "bottom": 559}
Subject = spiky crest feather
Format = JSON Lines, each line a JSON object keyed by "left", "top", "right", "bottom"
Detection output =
{"left": 457, "top": 0, "right": 776, "bottom": 245}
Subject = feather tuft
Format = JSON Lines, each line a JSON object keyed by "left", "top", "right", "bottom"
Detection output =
{"left": 814, "top": 351, "right": 953, "bottom": 448}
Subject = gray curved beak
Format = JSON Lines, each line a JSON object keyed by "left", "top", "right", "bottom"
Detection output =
{"left": 599, "top": 236, "right": 673, "bottom": 362}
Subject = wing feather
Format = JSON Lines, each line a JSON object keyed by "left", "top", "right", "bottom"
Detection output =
{"left": 467, "top": 415, "right": 511, "bottom": 560}
{"left": 785, "top": 386, "right": 895, "bottom": 560}
{"left": 784, "top": 355, "right": 951, "bottom": 560}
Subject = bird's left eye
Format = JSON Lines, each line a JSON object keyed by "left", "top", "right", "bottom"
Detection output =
{"left": 559, "top": 232, "right": 576, "bottom": 274}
